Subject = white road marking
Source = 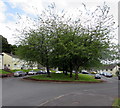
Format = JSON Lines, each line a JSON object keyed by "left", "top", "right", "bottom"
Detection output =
{"left": 38, "top": 94, "right": 66, "bottom": 106}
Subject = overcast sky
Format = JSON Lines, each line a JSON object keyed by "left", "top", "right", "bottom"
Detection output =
{"left": 0, "top": 0, "right": 119, "bottom": 45}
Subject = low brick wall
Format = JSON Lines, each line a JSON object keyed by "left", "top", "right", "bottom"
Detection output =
{"left": 0, "top": 73, "right": 13, "bottom": 78}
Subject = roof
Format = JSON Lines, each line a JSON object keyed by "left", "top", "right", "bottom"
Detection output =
{"left": 102, "top": 64, "right": 118, "bottom": 70}
{"left": 2, "top": 52, "right": 18, "bottom": 58}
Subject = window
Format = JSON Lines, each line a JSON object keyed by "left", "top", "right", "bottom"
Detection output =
{"left": 8, "top": 64, "right": 10, "bottom": 67}
{"left": 110, "top": 69, "right": 112, "bottom": 71}
{"left": 106, "top": 69, "right": 108, "bottom": 71}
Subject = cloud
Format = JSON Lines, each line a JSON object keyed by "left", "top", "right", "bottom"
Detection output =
{"left": 0, "top": 0, "right": 119, "bottom": 45}
{"left": 0, "top": 0, "right": 7, "bottom": 23}
{"left": 7, "top": 0, "right": 44, "bottom": 15}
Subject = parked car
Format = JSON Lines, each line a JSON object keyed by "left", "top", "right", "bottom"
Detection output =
{"left": 103, "top": 72, "right": 107, "bottom": 76}
{"left": 82, "top": 71, "right": 89, "bottom": 74}
{"left": 42, "top": 71, "right": 47, "bottom": 74}
{"left": 40, "top": 70, "right": 47, "bottom": 74}
{"left": 91, "top": 71, "right": 97, "bottom": 74}
{"left": 44, "top": 70, "right": 52, "bottom": 73}
{"left": 36, "top": 70, "right": 48, "bottom": 74}
{"left": 99, "top": 72, "right": 104, "bottom": 75}
{"left": 55, "top": 71, "right": 62, "bottom": 73}
{"left": 104, "top": 72, "right": 113, "bottom": 77}
{"left": 95, "top": 74, "right": 101, "bottom": 79}
{"left": 14, "top": 71, "right": 26, "bottom": 77}
{"left": 36, "top": 70, "right": 43, "bottom": 74}
{"left": 28, "top": 70, "right": 37, "bottom": 75}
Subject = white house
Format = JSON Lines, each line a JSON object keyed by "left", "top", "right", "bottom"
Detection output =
{"left": 0, "top": 53, "right": 3, "bottom": 69}
{"left": 98, "top": 64, "right": 120, "bottom": 75}
{"left": 1, "top": 52, "right": 38, "bottom": 70}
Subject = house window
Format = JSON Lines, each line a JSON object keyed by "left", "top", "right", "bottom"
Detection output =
{"left": 106, "top": 69, "right": 108, "bottom": 71}
{"left": 8, "top": 64, "right": 10, "bottom": 67}
{"left": 110, "top": 69, "right": 112, "bottom": 71}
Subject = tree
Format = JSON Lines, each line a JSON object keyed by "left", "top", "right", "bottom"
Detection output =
{"left": 16, "top": 3, "right": 117, "bottom": 80}
{"left": 0, "top": 35, "right": 17, "bottom": 54}
{"left": 50, "top": 3, "right": 117, "bottom": 80}
{"left": 16, "top": 4, "right": 58, "bottom": 77}
{"left": 0, "top": 35, "right": 11, "bottom": 53}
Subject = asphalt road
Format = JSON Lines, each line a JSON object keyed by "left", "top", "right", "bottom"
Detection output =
{"left": 2, "top": 75, "right": 119, "bottom": 106}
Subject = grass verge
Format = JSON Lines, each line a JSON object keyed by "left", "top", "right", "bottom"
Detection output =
{"left": 112, "top": 98, "right": 120, "bottom": 108}
{"left": 0, "top": 70, "right": 10, "bottom": 74}
{"left": 28, "top": 73, "right": 102, "bottom": 82}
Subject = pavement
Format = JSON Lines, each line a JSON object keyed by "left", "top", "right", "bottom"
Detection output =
{"left": 2, "top": 75, "right": 119, "bottom": 107}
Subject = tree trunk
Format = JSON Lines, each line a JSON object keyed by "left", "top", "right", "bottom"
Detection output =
{"left": 70, "top": 70, "right": 72, "bottom": 78}
{"left": 70, "top": 63, "right": 73, "bottom": 78}
{"left": 65, "top": 71, "right": 68, "bottom": 75}
{"left": 46, "top": 66, "right": 51, "bottom": 77}
{"left": 75, "top": 71, "right": 79, "bottom": 80}
{"left": 63, "top": 70, "right": 65, "bottom": 74}
{"left": 74, "top": 66, "right": 79, "bottom": 80}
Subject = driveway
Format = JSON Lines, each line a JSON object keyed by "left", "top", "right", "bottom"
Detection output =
{"left": 2, "top": 76, "right": 119, "bottom": 106}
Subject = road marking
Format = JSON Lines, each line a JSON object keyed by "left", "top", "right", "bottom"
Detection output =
{"left": 38, "top": 94, "right": 66, "bottom": 106}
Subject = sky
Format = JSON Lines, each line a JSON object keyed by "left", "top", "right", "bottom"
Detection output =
{"left": 0, "top": 0, "right": 119, "bottom": 45}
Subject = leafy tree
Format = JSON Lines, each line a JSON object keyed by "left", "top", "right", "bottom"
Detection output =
{"left": 0, "top": 35, "right": 17, "bottom": 54}
{"left": 16, "top": 3, "right": 117, "bottom": 80}
{"left": 0, "top": 35, "right": 11, "bottom": 53}
{"left": 50, "top": 3, "right": 117, "bottom": 80}
{"left": 16, "top": 4, "right": 58, "bottom": 77}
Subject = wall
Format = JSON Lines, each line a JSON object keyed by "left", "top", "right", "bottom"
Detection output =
{"left": 2, "top": 53, "right": 12, "bottom": 69}
{"left": 0, "top": 54, "right": 3, "bottom": 69}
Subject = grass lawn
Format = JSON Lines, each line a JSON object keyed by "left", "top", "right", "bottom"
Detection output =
{"left": 112, "top": 98, "right": 120, "bottom": 108}
{"left": 0, "top": 70, "right": 10, "bottom": 74}
{"left": 29, "top": 73, "right": 101, "bottom": 82}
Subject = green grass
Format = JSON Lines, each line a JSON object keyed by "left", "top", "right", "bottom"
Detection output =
{"left": 50, "top": 70, "right": 56, "bottom": 73}
{"left": 0, "top": 70, "right": 10, "bottom": 74}
{"left": 112, "top": 98, "right": 120, "bottom": 108}
{"left": 30, "top": 73, "right": 101, "bottom": 82}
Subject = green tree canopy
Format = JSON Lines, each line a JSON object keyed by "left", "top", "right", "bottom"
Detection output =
{"left": 16, "top": 3, "right": 118, "bottom": 79}
{"left": 0, "top": 35, "right": 17, "bottom": 54}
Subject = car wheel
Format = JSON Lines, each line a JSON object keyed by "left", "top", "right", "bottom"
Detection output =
{"left": 19, "top": 74, "right": 22, "bottom": 77}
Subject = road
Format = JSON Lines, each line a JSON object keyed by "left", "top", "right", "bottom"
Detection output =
{"left": 2, "top": 75, "right": 119, "bottom": 107}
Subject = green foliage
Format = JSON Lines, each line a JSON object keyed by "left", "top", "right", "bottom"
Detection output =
{"left": 0, "top": 35, "right": 11, "bottom": 53}
{"left": 16, "top": 3, "right": 117, "bottom": 80}
{"left": 112, "top": 98, "right": 120, "bottom": 108}
{"left": 0, "top": 35, "right": 17, "bottom": 54}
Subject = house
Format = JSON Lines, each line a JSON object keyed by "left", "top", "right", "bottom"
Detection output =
{"left": 98, "top": 64, "right": 120, "bottom": 75}
{"left": 0, "top": 53, "right": 3, "bottom": 69}
{"left": 2, "top": 52, "right": 12, "bottom": 70}
{"left": 1, "top": 52, "right": 38, "bottom": 70}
